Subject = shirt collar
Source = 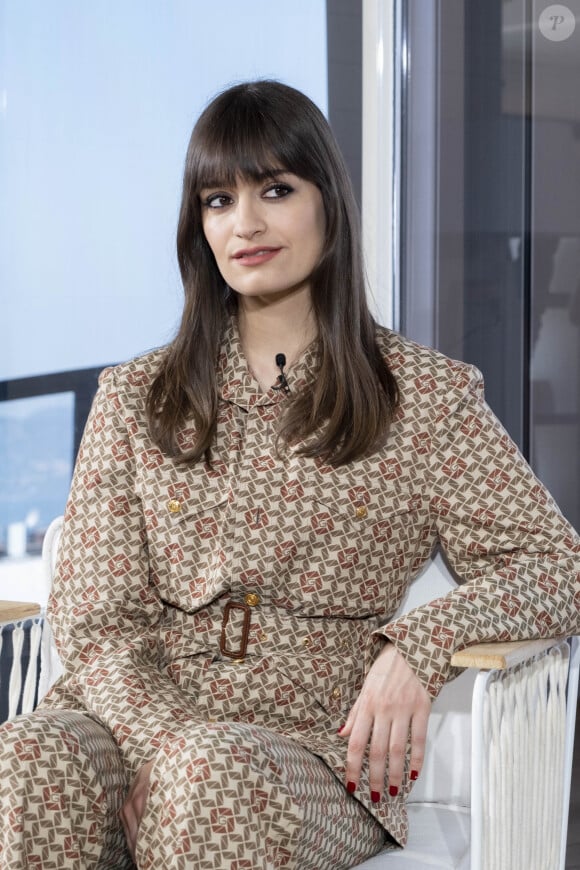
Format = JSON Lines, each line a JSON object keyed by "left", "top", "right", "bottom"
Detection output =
{"left": 218, "top": 316, "right": 318, "bottom": 409}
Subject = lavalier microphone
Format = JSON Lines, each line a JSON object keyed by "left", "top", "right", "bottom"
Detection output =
{"left": 274, "top": 353, "right": 290, "bottom": 394}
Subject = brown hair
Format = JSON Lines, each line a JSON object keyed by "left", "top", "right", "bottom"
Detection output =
{"left": 147, "top": 80, "right": 398, "bottom": 466}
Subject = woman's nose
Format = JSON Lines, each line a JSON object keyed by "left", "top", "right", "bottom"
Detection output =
{"left": 233, "top": 194, "right": 266, "bottom": 239}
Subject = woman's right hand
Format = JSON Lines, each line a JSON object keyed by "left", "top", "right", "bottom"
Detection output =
{"left": 339, "top": 642, "right": 431, "bottom": 802}
{"left": 119, "top": 759, "right": 155, "bottom": 860}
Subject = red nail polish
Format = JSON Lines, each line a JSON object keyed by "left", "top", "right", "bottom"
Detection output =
{"left": 371, "top": 790, "right": 381, "bottom": 804}
{"left": 388, "top": 785, "right": 399, "bottom": 797}
{"left": 337, "top": 725, "right": 345, "bottom": 734}
{"left": 346, "top": 781, "right": 357, "bottom": 794}
{"left": 410, "top": 770, "right": 419, "bottom": 781}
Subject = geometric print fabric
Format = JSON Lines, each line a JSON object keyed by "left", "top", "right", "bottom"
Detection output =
{"left": 3, "top": 317, "right": 578, "bottom": 862}
{"left": 0, "top": 711, "right": 389, "bottom": 868}
{"left": 136, "top": 721, "right": 389, "bottom": 868}
{"left": 0, "top": 710, "right": 131, "bottom": 869}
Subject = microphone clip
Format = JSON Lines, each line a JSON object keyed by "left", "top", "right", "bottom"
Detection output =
{"left": 274, "top": 353, "right": 291, "bottom": 395}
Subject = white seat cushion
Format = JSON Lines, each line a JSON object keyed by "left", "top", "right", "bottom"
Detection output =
{"left": 353, "top": 804, "right": 471, "bottom": 869}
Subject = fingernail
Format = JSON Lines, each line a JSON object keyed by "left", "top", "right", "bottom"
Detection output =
{"left": 388, "top": 785, "right": 399, "bottom": 797}
{"left": 371, "top": 790, "right": 381, "bottom": 804}
{"left": 337, "top": 725, "right": 345, "bottom": 734}
{"left": 410, "top": 770, "right": 419, "bottom": 781}
{"left": 346, "top": 781, "right": 357, "bottom": 794}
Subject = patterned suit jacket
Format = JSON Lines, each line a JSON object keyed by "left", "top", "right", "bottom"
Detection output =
{"left": 43, "top": 319, "right": 580, "bottom": 845}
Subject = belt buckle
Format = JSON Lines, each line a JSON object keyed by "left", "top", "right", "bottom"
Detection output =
{"left": 220, "top": 600, "right": 251, "bottom": 661}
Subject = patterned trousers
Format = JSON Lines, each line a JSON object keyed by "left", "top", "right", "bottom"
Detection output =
{"left": 0, "top": 710, "right": 390, "bottom": 869}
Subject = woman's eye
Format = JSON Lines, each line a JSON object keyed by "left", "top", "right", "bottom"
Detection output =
{"left": 263, "top": 184, "right": 293, "bottom": 199}
{"left": 204, "top": 193, "right": 232, "bottom": 209}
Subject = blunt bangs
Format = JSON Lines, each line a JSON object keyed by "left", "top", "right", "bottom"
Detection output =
{"left": 187, "top": 81, "right": 330, "bottom": 196}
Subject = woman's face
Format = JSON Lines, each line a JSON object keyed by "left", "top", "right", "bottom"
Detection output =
{"left": 200, "top": 171, "right": 325, "bottom": 305}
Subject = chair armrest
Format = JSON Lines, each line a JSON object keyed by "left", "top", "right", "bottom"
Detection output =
{"left": 0, "top": 600, "right": 41, "bottom": 623}
{"left": 450, "top": 636, "right": 564, "bottom": 670}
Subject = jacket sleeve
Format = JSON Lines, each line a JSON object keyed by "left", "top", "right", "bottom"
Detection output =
{"left": 45, "top": 366, "right": 197, "bottom": 772}
{"left": 378, "top": 366, "right": 580, "bottom": 697}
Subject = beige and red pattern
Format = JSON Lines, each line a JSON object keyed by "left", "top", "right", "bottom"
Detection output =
{"left": 136, "top": 721, "right": 388, "bottom": 868}
{"left": 1, "top": 318, "right": 578, "bottom": 866}
{"left": 0, "top": 710, "right": 130, "bottom": 868}
{"left": 0, "top": 711, "right": 388, "bottom": 869}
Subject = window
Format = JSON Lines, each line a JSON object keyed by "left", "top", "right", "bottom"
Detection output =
{"left": 0, "top": 1, "right": 328, "bottom": 591}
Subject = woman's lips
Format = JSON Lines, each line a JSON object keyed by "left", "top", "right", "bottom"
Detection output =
{"left": 232, "top": 247, "right": 282, "bottom": 266}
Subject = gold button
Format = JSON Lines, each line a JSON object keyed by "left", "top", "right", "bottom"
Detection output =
{"left": 331, "top": 687, "right": 342, "bottom": 699}
{"left": 232, "top": 658, "right": 245, "bottom": 664}
{"left": 302, "top": 636, "right": 312, "bottom": 647}
{"left": 355, "top": 505, "right": 368, "bottom": 519}
{"left": 258, "top": 630, "right": 268, "bottom": 642}
{"left": 168, "top": 498, "right": 182, "bottom": 513}
{"left": 244, "top": 592, "right": 260, "bottom": 607}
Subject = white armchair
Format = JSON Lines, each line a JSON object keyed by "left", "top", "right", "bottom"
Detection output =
{"left": 355, "top": 553, "right": 579, "bottom": 870}
{"left": 10, "top": 518, "right": 579, "bottom": 870}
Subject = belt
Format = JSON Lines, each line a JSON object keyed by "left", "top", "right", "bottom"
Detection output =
{"left": 219, "top": 592, "right": 261, "bottom": 661}
{"left": 214, "top": 591, "right": 374, "bottom": 665}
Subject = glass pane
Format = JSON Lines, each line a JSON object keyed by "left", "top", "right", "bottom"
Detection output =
{"left": 0, "top": 393, "right": 74, "bottom": 559}
{"left": 0, "top": 0, "right": 328, "bottom": 381}
{"left": 401, "top": 0, "right": 529, "bottom": 448}
{"left": 0, "top": 1, "right": 328, "bottom": 599}
{"left": 529, "top": 0, "right": 580, "bottom": 529}
{"left": 400, "top": 0, "right": 580, "bottom": 531}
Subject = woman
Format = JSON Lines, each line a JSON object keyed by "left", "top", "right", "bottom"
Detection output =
{"left": 1, "top": 80, "right": 578, "bottom": 869}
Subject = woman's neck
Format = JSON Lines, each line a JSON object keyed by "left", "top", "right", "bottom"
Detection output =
{"left": 237, "top": 290, "right": 317, "bottom": 392}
